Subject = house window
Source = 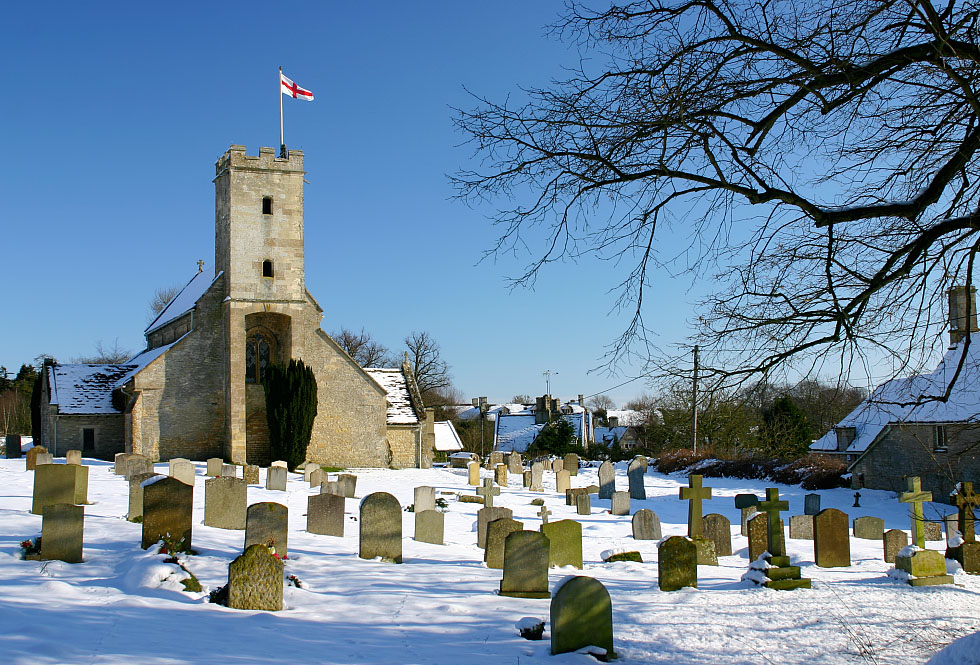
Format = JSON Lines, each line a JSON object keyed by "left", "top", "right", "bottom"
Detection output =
{"left": 262, "top": 260, "right": 274, "bottom": 278}
{"left": 245, "top": 333, "right": 273, "bottom": 383}
{"left": 82, "top": 428, "right": 95, "bottom": 451}
{"left": 262, "top": 196, "right": 273, "bottom": 215}
{"left": 935, "top": 425, "right": 948, "bottom": 452}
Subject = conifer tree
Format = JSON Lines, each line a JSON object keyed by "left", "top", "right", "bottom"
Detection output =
{"left": 263, "top": 359, "right": 318, "bottom": 471}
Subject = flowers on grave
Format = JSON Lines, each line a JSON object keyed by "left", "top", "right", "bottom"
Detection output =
{"left": 20, "top": 536, "right": 42, "bottom": 559}
{"left": 157, "top": 532, "right": 188, "bottom": 559}
{"left": 266, "top": 539, "right": 288, "bottom": 560}
{"left": 435, "top": 498, "right": 449, "bottom": 511}
{"left": 287, "top": 574, "right": 305, "bottom": 589}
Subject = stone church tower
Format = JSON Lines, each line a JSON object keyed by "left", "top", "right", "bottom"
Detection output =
{"left": 38, "top": 145, "right": 434, "bottom": 468}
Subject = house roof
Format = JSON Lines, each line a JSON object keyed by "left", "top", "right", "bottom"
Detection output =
{"left": 144, "top": 267, "right": 220, "bottom": 335}
{"left": 363, "top": 368, "right": 419, "bottom": 425}
{"left": 594, "top": 426, "right": 629, "bottom": 444}
{"left": 811, "top": 341, "right": 980, "bottom": 454}
{"left": 433, "top": 421, "right": 463, "bottom": 452}
{"left": 493, "top": 411, "right": 590, "bottom": 453}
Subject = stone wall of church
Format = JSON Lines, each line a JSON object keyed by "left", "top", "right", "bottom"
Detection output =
{"left": 46, "top": 413, "right": 124, "bottom": 460}
{"left": 387, "top": 425, "right": 421, "bottom": 469}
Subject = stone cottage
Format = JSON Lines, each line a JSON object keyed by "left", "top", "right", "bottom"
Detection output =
{"left": 38, "top": 145, "right": 434, "bottom": 468}
{"left": 810, "top": 286, "right": 980, "bottom": 501}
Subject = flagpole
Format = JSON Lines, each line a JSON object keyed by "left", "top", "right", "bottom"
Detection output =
{"left": 279, "top": 66, "right": 286, "bottom": 159}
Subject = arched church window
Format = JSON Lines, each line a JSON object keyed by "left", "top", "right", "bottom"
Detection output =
{"left": 245, "top": 333, "right": 274, "bottom": 383}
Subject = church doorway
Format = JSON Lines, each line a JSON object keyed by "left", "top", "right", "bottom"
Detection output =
{"left": 243, "top": 312, "right": 291, "bottom": 466}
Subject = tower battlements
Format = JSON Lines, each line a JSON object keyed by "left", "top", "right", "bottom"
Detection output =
{"left": 215, "top": 145, "right": 304, "bottom": 175}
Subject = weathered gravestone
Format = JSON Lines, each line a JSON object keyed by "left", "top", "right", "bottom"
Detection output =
{"left": 498, "top": 530, "right": 550, "bottom": 598}
{"left": 125, "top": 454, "right": 153, "bottom": 479}
{"left": 307, "top": 492, "right": 345, "bottom": 537}
{"left": 814, "top": 508, "right": 851, "bottom": 567}
{"left": 632, "top": 509, "right": 661, "bottom": 540}
{"left": 220, "top": 464, "right": 238, "bottom": 478}
{"left": 489, "top": 451, "right": 504, "bottom": 467}
{"left": 127, "top": 472, "right": 160, "bottom": 522}
{"left": 266, "top": 466, "right": 287, "bottom": 491}
{"left": 628, "top": 456, "right": 647, "bottom": 500}
{"left": 359, "top": 492, "right": 402, "bottom": 563}
{"left": 598, "top": 461, "right": 615, "bottom": 500}
{"left": 746, "top": 513, "right": 785, "bottom": 562}
{"left": 321, "top": 479, "right": 342, "bottom": 496}
{"left": 5, "top": 434, "right": 22, "bottom": 459}
{"left": 243, "top": 464, "right": 260, "bottom": 485}
{"left": 530, "top": 462, "right": 544, "bottom": 492}
{"left": 205, "top": 477, "right": 247, "bottom": 530}
{"left": 924, "top": 521, "right": 943, "bottom": 541}
{"left": 227, "top": 544, "right": 283, "bottom": 611}
{"left": 468, "top": 461, "right": 480, "bottom": 486}
{"left": 414, "top": 486, "right": 436, "bottom": 512}
{"left": 478, "top": 506, "right": 513, "bottom": 548}
{"left": 495, "top": 464, "right": 508, "bottom": 486}
{"left": 566, "top": 487, "right": 589, "bottom": 506}
{"left": 610, "top": 491, "right": 630, "bottom": 516}
{"left": 508, "top": 452, "right": 522, "bottom": 475}
{"left": 309, "top": 468, "right": 326, "bottom": 488}
{"left": 338, "top": 474, "right": 357, "bottom": 498}
{"left": 945, "top": 482, "right": 980, "bottom": 574}
{"left": 789, "top": 514, "right": 814, "bottom": 540}
{"left": 658, "top": 536, "right": 697, "bottom": 591}
{"left": 523, "top": 470, "right": 531, "bottom": 487}
{"left": 414, "top": 509, "right": 444, "bottom": 545}
{"left": 575, "top": 493, "right": 591, "bottom": 516}
{"left": 303, "top": 461, "right": 319, "bottom": 483}
{"left": 896, "top": 548, "right": 953, "bottom": 586}
{"left": 805, "top": 493, "right": 821, "bottom": 516}
{"left": 853, "top": 516, "right": 885, "bottom": 540}
{"left": 551, "top": 458, "right": 563, "bottom": 473}
{"left": 556, "top": 470, "right": 570, "bottom": 494}
{"left": 32, "top": 463, "right": 88, "bottom": 514}
{"left": 563, "top": 453, "right": 579, "bottom": 476}
{"left": 245, "top": 502, "right": 289, "bottom": 557}
{"left": 34, "top": 452, "right": 53, "bottom": 467}
{"left": 26, "top": 445, "right": 50, "bottom": 471}
{"left": 112, "top": 452, "right": 129, "bottom": 475}
{"left": 41, "top": 503, "right": 83, "bottom": 564}
{"left": 883, "top": 529, "right": 908, "bottom": 563}
{"left": 168, "top": 458, "right": 190, "bottom": 473}
{"left": 702, "top": 513, "right": 733, "bottom": 557}
{"left": 540, "top": 519, "right": 583, "bottom": 569}
{"left": 270, "top": 460, "right": 288, "bottom": 469}
{"left": 206, "top": 458, "right": 223, "bottom": 476}
{"left": 141, "top": 476, "right": 193, "bottom": 552}
{"left": 550, "top": 576, "right": 615, "bottom": 658}
{"left": 169, "top": 459, "right": 195, "bottom": 486}
{"left": 735, "top": 493, "right": 760, "bottom": 536}
{"left": 485, "top": 518, "right": 524, "bottom": 569}
{"left": 65, "top": 450, "right": 82, "bottom": 465}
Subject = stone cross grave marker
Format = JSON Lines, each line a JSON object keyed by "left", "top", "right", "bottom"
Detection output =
{"left": 494, "top": 464, "right": 508, "bottom": 486}
{"left": 632, "top": 509, "right": 661, "bottom": 540}
{"left": 477, "top": 478, "right": 500, "bottom": 507}
{"left": 759, "top": 487, "right": 789, "bottom": 557}
{"left": 485, "top": 517, "right": 524, "bottom": 569}
{"left": 884, "top": 528, "right": 908, "bottom": 563}
{"left": 611, "top": 491, "right": 630, "bottom": 516}
{"left": 804, "top": 493, "right": 821, "bottom": 516}
{"left": 359, "top": 492, "right": 402, "bottom": 563}
{"left": 266, "top": 465, "right": 287, "bottom": 491}
{"left": 575, "top": 493, "right": 591, "bottom": 516}
{"left": 141, "top": 476, "right": 193, "bottom": 552}
{"left": 598, "top": 461, "right": 615, "bottom": 499}
{"left": 41, "top": 503, "right": 83, "bottom": 564}
{"left": 853, "top": 516, "right": 885, "bottom": 540}
{"left": 26, "top": 446, "right": 49, "bottom": 471}
{"left": 467, "top": 461, "right": 480, "bottom": 486}
{"left": 702, "top": 513, "right": 733, "bottom": 557}
{"left": 628, "top": 456, "right": 647, "bottom": 500}
{"left": 499, "top": 530, "right": 550, "bottom": 598}
{"left": 530, "top": 462, "right": 544, "bottom": 492}
{"left": 550, "top": 576, "right": 615, "bottom": 658}
{"left": 32, "top": 463, "right": 88, "bottom": 515}
{"left": 658, "top": 535, "right": 697, "bottom": 591}
{"left": 245, "top": 502, "right": 289, "bottom": 557}
{"left": 414, "top": 486, "right": 435, "bottom": 512}
{"left": 307, "top": 492, "right": 345, "bottom": 537}
{"left": 563, "top": 453, "right": 579, "bottom": 476}
{"left": 680, "top": 474, "right": 713, "bottom": 538}
{"left": 65, "top": 450, "right": 82, "bottom": 465}
{"left": 537, "top": 504, "right": 552, "bottom": 525}
{"left": 478, "top": 506, "right": 513, "bottom": 548}
{"left": 227, "top": 543, "right": 283, "bottom": 611}
{"left": 204, "top": 477, "right": 247, "bottom": 530}
{"left": 414, "top": 509, "right": 444, "bottom": 545}
{"left": 541, "top": 519, "right": 583, "bottom": 569}
{"left": 954, "top": 481, "right": 980, "bottom": 542}
{"left": 813, "top": 507, "right": 850, "bottom": 567}
{"left": 206, "top": 458, "right": 223, "bottom": 476}
{"left": 128, "top": 472, "right": 159, "bottom": 522}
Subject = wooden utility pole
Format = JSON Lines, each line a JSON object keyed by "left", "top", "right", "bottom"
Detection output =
{"left": 692, "top": 345, "right": 699, "bottom": 454}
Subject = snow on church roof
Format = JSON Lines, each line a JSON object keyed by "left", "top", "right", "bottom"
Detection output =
{"left": 811, "top": 341, "right": 980, "bottom": 454}
{"left": 144, "top": 267, "right": 220, "bottom": 335}
{"left": 363, "top": 368, "right": 419, "bottom": 425}
{"left": 434, "top": 421, "right": 463, "bottom": 452}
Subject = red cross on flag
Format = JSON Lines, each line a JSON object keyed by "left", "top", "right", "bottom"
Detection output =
{"left": 281, "top": 72, "right": 314, "bottom": 101}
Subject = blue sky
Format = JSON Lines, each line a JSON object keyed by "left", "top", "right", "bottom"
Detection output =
{"left": 2, "top": 1, "right": 705, "bottom": 406}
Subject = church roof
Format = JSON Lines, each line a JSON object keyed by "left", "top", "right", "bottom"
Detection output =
{"left": 363, "top": 368, "right": 419, "bottom": 425}
{"left": 434, "top": 421, "right": 464, "bottom": 452}
{"left": 144, "top": 266, "right": 220, "bottom": 335}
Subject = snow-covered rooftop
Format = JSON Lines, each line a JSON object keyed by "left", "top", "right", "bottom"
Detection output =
{"left": 594, "top": 426, "right": 629, "bottom": 444}
{"left": 434, "top": 421, "right": 463, "bottom": 452}
{"left": 144, "top": 267, "right": 220, "bottom": 335}
{"left": 811, "top": 342, "right": 980, "bottom": 454}
{"left": 363, "top": 368, "right": 419, "bottom": 425}
{"left": 494, "top": 411, "right": 590, "bottom": 452}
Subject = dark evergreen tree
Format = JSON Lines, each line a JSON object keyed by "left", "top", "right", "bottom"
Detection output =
{"left": 760, "top": 396, "right": 813, "bottom": 460}
{"left": 263, "top": 359, "right": 318, "bottom": 471}
{"left": 528, "top": 418, "right": 586, "bottom": 458}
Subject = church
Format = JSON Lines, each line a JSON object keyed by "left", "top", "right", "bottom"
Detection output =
{"left": 38, "top": 145, "right": 435, "bottom": 468}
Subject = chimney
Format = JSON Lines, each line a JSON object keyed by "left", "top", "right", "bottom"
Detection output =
{"left": 578, "top": 394, "right": 585, "bottom": 409}
{"left": 948, "top": 285, "right": 979, "bottom": 344}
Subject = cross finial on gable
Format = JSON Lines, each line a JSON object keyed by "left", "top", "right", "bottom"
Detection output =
{"left": 197, "top": 259, "right": 204, "bottom": 273}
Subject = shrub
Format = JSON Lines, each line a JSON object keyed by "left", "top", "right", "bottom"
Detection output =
{"left": 264, "top": 359, "right": 318, "bottom": 471}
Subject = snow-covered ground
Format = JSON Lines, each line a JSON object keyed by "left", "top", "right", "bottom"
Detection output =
{"left": 2, "top": 458, "right": 978, "bottom": 664}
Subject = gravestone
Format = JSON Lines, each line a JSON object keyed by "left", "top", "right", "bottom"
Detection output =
{"left": 540, "top": 519, "right": 583, "bottom": 569}
{"left": 575, "top": 493, "right": 591, "bottom": 516}
{"left": 499, "top": 531, "right": 550, "bottom": 598}
{"left": 814, "top": 508, "right": 851, "bottom": 567}
{"left": 266, "top": 466, "right": 287, "bottom": 491}
{"left": 112, "top": 452, "right": 129, "bottom": 475}
{"left": 227, "top": 544, "right": 283, "bottom": 611}
{"left": 702, "top": 513, "right": 733, "bottom": 556}
{"left": 478, "top": 506, "right": 513, "bottom": 548}
{"left": 125, "top": 455, "right": 153, "bottom": 479}
{"left": 245, "top": 502, "right": 289, "bottom": 557}
{"left": 556, "top": 470, "right": 570, "bottom": 494}
{"left": 170, "top": 459, "right": 195, "bottom": 486}
{"left": 477, "top": 478, "right": 500, "bottom": 507}
{"left": 883, "top": 529, "right": 908, "bottom": 563}
{"left": 658, "top": 536, "right": 697, "bottom": 591}
{"left": 551, "top": 459, "right": 563, "bottom": 473}
{"left": 41, "top": 503, "right": 84, "bottom": 564}
{"left": 32, "top": 463, "right": 88, "bottom": 515}
{"left": 206, "top": 458, "right": 223, "bottom": 476}
{"left": 309, "top": 468, "right": 326, "bottom": 488}
{"left": 735, "top": 493, "right": 760, "bottom": 536}
{"left": 5, "top": 434, "right": 22, "bottom": 459}
{"left": 489, "top": 451, "right": 504, "bottom": 467}
{"left": 853, "top": 516, "right": 885, "bottom": 540}
{"left": 127, "top": 472, "right": 160, "bottom": 522}
{"left": 26, "top": 445, "right": 50, "bottom": 471}
{"left": 896, "top": 548, "right": 954, "bottom": 586}
{"left": 338, "top": 474, "right": 357, "bottom": 498}
{"left": 65, "top": 450, "right": 82, "bottom": 465}
{"left": 303, "top": 462, "right": 319, "bottom": 483}
{"left": 204, "top": 477, "right": 247, "bottom": 530}
{"left": 741, "top": 506, "right": 759, "bottom": 537}
{"left": 924, "top": 521, "right": 942, "bottom": 541}
{"left": 598, "top": 461, "right": 615, "bottom": 500}
{"left": 468, "top": 461, "right": 480, "bottom": 486}
{"left": 243, "top": 464, "right": 260, "bottom": 485}
{"left": 563, "top": 453, "right": 579, "bottom": 476}
{"left": 566, "top": 487, "right": 589, "bottom": 506}
{"left": 34, "top": 452, "right": 53, "bottom": 467}
{"left": 359, "top": 492, "right": 402, "bottom": 563}
{"left": 804, "top": 493, "right": 821, "bottom": 516}
{"left": 537, "top": 504, "right": 552, "bottom": 525}
{"left": 680, "top": 474, "right": 713, "bottom": 538}
{"left": 530, "top": 462, "right": 544, "bottom": 492}
{"left": 947, "top": 481, "right": 980, "bottom": 573}
{"left": 550, "top": 576, "right": 615, "bottom": 658}
{"left": 747, "top": 513, "right": 780, "bottom": 563}
{"left": 414, "top": 509, "right": 444, "bottom": 545}
{"left": 756, "top": 487, "right": 811, "bottom": 589}
{"left": 495, "top": 464, "right": 508, "bottom": 486}
{"left": 508, "top": 452, "right": 522, "bottom": 474}
{"left": 321, "top": 479, "right": 342, "bottom": 496}
{"left": 168, "top": 458, "right": 189, "bottom": 474}
{"left": 610, "top": 491, "right": 630, "bottom": 516}
{"left": 307, "top": 492, "right": 345, "bottom": 537}
{"left": 221, "top": 464, "right": 237, "bottom": 478}
{"left": 628, "top": 457, "right": 647, "bottom": 500}
{"left": 523, "top": 470, "right": 531, "bottom": 487}
{"left": 485, "top": 517, "right": 524, "bottom": 569}
{"left": 632, "top": 509, "right": 661, "bottom": 540}
{"left": 270, "top": 460, "right": 288, "bottom": 469}
{"left": 944, "top": 513, "right": 959, "bottom": 540}
{"left": 789, "top": 514, "right": 814, "bottom": 540}
{"left": 141, "top": 476, "right": 193, "bottom": 552}
{"left": 414, "top": 486, "right": 436, "bottom": 512}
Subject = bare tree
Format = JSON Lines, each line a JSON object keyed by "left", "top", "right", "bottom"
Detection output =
{"left": 587, "top": 394, "right": 616, "bottom": 411}
{"left": 332, "top": 327, "right": 394, "bottom": 368}
{"left": 72, "top": 339, "right": 133, "bottom": 364}
{"left": 455, "top": 0, "right": 980, "bottom": 396}
{"left": 147, "top": 284, "right": 181, "bottom": 323}
{"left": 405, "top": 331, "right": 452, "bottom": 397}
{"left": 511, "top": 394, "right": 533, "bottom": 404}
